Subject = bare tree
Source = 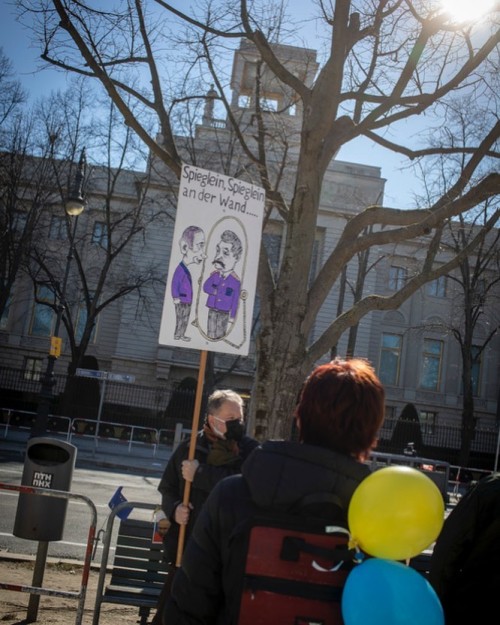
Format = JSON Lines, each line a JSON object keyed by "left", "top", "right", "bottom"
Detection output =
{"left": 413, "top": 94, "right": 500, "bottom": 465}
{"left": 0, "top": 115, "right": 61, "bottom": 321}
{"left": 0, "top": 47, "right": 25, "bottom": 129}
{"left": 445, "top": 205, "right": 500, "bottom": 465}
{"left": 27, "top": 91, "right": 170, "bottom": 384}
{"left": 21, "top": 0, "right": 500, "bottom": 439}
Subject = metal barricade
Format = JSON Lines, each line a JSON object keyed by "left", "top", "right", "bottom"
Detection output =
{"left": 0, "top": 482, "right": 97, "bottom": 625}
{"left": 367, "top": 451, "right": 451, "bottom": 502}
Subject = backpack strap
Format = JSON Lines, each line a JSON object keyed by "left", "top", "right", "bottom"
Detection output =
{"left": 293, "top": 492, "right": 344, "bottom": 510}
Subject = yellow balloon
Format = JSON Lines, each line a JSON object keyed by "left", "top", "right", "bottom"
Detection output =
{"left": 348, "top": 465, "right": 444, "bottom": 560}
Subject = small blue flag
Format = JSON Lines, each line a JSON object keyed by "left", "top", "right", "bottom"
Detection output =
{"left": 108, "top": 486, "right": 131, "bottom": 520}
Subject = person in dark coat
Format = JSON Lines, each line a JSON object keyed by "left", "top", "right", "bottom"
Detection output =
{"left": 149, "top": 389, "right": 259, "bottom": 624}
{"left": 163, "top": 357, "right": 386, "bottom": 625}
{"left": 428, "top": 472, "right": 500, "bottom": 625}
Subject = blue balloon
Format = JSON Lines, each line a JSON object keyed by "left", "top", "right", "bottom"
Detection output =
{"left": 342, "top": 558, "right": 444, "bottom": 625}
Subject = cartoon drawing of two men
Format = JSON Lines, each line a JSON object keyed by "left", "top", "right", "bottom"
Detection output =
{"left": 171, "top": 226, "right": 243, "bottom": 341}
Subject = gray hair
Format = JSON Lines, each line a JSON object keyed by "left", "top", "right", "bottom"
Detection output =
{"left": 207, "top": 389, "right": 244, "bottom": 415}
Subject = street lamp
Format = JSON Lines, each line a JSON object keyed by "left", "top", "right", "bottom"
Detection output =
{"left": 32, "top": 148, "right": 87, "bottom": 437}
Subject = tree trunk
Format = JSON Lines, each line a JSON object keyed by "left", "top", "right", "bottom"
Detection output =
{"left": 252, "top": 160, "right": 323, "bottom": 441}
{"left": 253, "top": 322, "right": 309, "bottom": 440}
{"left": 458, "top": 354, "right": 475, "bottom": 467}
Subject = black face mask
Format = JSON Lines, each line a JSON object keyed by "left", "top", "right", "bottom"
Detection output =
{"left": 225, "top": 419, "right": 245, "bottom": 442}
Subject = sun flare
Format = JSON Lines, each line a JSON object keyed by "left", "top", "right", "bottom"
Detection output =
{"left": 441, "top": 0, "right": 495, "bottom": 23}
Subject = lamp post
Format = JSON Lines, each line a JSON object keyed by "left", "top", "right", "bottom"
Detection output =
{"left": 32, "top": 148, "right": 87, "bottom": 438}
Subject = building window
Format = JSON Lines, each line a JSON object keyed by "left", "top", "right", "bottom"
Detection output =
{"left": 261, "top": 97, "right": 279, "bottom": 112}
{"left": 24, "top": 357, "right": 43, "bottom": 381}
{"left": 420, "top": 339, "right": 443, "bottom": 391}
{"left": 389, "top": 266, "right": 407, "bottom": 290}
{"left": 12, "top": 210, "right": 27, "bottom": 232}
{"left": 420, "top": 410, "right": 437, "bottom": 435}
{"left": 238, "top": 94, "right": 251, "bottom": 108}
{"left": 262, "top": 232, "right": 282, "bottom": 276}
{"left": 75, "top": 292, "right": 97, "bottom": 343}
{"left": 92, "top": 221, "right": 109, "bottom": 248}
{"left": 0, "top": 295, "right": 11, "bottom": 330}
{"left": 385, "top": 405, "right": 397, "bottom": 420}
{"left": 426, "top": 276, "right": 447, "bottom": 298}
{"left": 30, "top": 285, "right": 54, "bottom": 337}
{"left": 49, "top": 215, "right": 67, "bottom": 240}
{"left": 379, "top": 333, "right": 402, "bottom": 385}
{"left": 474, "top": 278, "right": 487, "bottom": 306}
{"left": 471, "top": 345, "right": 482, "bottom": 397}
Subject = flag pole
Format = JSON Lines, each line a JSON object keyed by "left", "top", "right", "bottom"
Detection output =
{"left": 176, "top": 349, "right": 208, "bottom": 567}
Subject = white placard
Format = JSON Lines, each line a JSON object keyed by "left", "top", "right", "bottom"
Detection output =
{"left": 159, "top": 163, "right": 265, "bottom": 356}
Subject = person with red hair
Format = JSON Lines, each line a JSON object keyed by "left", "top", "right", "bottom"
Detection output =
{"left": 163, "top": 357, "right": 386, "bottom": 625}
{"left": 295, "top": 358, "right": 386, "bottom": 460}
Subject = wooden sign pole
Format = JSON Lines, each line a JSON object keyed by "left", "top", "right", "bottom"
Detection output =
{"left": 175, "top": 349, "right": 208, "bottom": 567}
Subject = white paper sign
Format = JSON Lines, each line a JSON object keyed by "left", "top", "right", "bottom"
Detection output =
{"left": 159, "top": 163, "right": 265, "bottom": 356}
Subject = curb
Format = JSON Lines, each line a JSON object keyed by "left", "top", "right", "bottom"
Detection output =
{"left": 0, "top": 551, "right": 103, "bottom": 571}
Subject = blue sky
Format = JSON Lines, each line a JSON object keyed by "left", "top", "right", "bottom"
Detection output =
{"left": 0, "top": 2, "right": 420, "bottom": 208}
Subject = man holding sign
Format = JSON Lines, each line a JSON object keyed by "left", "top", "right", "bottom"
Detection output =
{"left": 149, "top": 389, "right": 258, "bottom": 624}
{"left": 154, "top": 164, "right": 264, "bottom": 623}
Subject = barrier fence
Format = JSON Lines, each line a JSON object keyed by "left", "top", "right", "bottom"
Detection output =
{"left": 0, "top": 483, "right": 97, "bottom": 625}
{"left": 0, "top": 408, "right": 186, "bottom": 452}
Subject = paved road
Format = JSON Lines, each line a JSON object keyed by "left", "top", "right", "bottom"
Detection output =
{"left": 0, "top": 459, "right": 165, "bottom": 564}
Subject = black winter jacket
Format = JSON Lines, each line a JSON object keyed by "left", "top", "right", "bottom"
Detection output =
{"left": 428, "top": 472, "right": 500, "bottom": 625}
{"left": 164, "top": 440, "right": 371, "bottom": 624}
{"left": 158, "top": 430, "right": 259, "bottom": 563}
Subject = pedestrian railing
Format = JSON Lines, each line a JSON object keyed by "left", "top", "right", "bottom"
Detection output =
{"left": 0, "top": 483, "right": 97, "bottom": 625}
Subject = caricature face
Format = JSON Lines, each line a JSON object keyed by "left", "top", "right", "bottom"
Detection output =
{"left": 183, "top": 231, "right": 206, "bottom": 265}
{"left": 213, "top": 240, "right": 238, "bottom": 275}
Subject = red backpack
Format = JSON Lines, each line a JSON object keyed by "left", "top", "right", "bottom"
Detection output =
{"left": 234, "top": 494, "right": 359, "bottom": 625}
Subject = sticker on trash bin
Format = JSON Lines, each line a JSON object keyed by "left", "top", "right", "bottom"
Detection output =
{"left": 32, "top": 471, "right": 53, "bottom": 488}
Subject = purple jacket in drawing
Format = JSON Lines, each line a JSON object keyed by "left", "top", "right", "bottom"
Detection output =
{"left": 171, "top": 262, "right": 193, "bottom": 304}
{"left": 203, "top": 271, "right": 241, "bottom": 319}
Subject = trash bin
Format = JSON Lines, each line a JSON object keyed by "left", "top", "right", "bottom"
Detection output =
{"left": 13, "top": 437, "right": 77, "bottom": 541}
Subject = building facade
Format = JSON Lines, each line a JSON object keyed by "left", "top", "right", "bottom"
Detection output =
{"left": 1, "top": 41, "right": 498, "bottom": 445}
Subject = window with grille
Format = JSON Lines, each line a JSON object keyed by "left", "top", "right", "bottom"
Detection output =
{"left": 24, "top": 357, "right": 43, "bottom": 381}
{"left": 420, "top": 410, "right": 437, "bottom": 435}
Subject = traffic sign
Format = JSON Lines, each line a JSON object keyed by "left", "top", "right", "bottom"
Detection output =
{"left": 107, "top": 372, "right": 136, "bottom": 383}
{"left": 75, "top": 368, "right": 135, "bottom": 383}
{"left": 76, "top": 368, "right": 108, "bottom": 379}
